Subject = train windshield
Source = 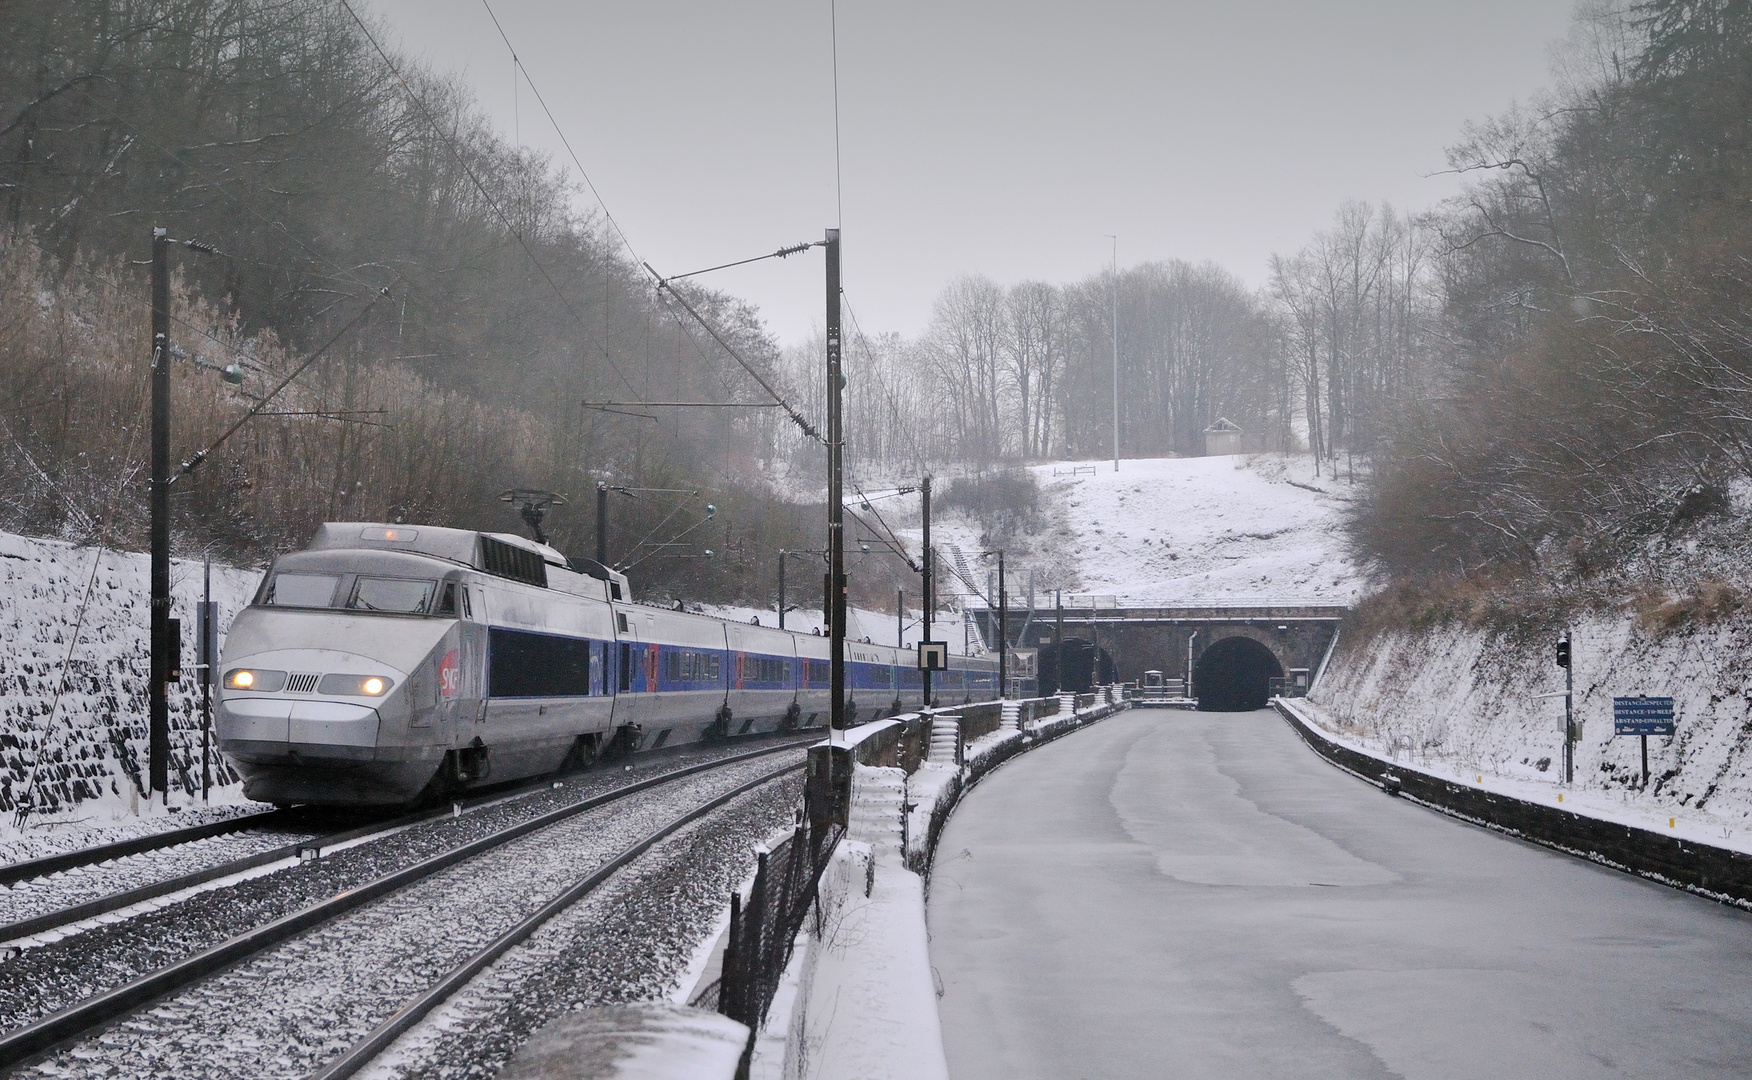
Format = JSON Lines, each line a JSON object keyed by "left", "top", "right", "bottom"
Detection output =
{"left": 265, "top": 572, "right": 341, "bottom": 608}
{"left": 349, "top": 577, "right": 437, "bottom": 614}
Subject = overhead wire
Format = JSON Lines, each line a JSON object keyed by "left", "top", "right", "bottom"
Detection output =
{"left": 473, "top": 0, "right": 825, "bottom": 484}
{"left": 176, "top": 284, "right": 396, "bottom": 478}
{"left": 610, "top": 492, "right": 698, "bottom": 572}
{"left": 647, "top": 267, "right": 822, "bottom": 443}
{"left": 340, "top": 0, "right": 642, "bottom": 398}
{"left": 5, "top": 233, "right": 262, "bottom": 377}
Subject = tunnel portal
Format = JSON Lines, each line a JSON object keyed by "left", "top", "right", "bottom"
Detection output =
{"left": 1193, "top": 636, "right": 1284, "bottom": 712}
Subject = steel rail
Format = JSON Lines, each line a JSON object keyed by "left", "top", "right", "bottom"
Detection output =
{"left": 0, "top": 809, "right": 293, "bottom": 888}
{"left": 1, "top": 735, "right": 818, "bottom": 942}
{"left": 308, "top": 760, "right": 802, "bottom": 1080}
{"left": 0, "top": 740, "right": 805, "bottom": 1070}
{"left": 0, "top": 805, "right": 440, "bottom": 943}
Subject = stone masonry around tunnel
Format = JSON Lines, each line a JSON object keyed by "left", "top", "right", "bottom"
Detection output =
{"left": 971, "top": 603, "right": 1343, "bottom": 698}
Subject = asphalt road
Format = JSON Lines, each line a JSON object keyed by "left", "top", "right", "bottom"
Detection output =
{"left": 928, "top": 708, "right": 1752, "bottom": 1080}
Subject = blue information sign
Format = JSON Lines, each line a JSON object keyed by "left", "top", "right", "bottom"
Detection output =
{"left": 1614, "top": 696, "right": 1674, "bottom": 736}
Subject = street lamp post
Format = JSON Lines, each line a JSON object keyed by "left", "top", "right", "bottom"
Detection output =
{"left": 1107, "top": 234, "right": 1119, "bottom": 472}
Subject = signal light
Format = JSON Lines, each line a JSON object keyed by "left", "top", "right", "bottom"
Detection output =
{"left": 1556, "top": 639, "right": 1571, "bottom": 668}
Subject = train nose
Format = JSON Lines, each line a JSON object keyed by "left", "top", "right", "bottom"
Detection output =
{"left": 217, "top": 648, "right": 406, "bottom": 750}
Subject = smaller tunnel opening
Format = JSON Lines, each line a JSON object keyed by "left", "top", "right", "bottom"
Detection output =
{"left": 1044, "top": 638, "right": 1114, "bottom": 693}
{"left": 1194, "top": 636, "right": 1284, "bottom": 712}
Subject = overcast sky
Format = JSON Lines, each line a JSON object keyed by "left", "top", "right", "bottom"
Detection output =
{"left": 366, "top": 0, "right": 1579, "bottom": 348}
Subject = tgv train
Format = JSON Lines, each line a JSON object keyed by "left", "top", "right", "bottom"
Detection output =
{"left": 216, "top": 522, "right": 998, "bottom": 806}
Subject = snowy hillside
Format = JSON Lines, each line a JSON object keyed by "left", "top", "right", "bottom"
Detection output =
{"left": 1033, "top": 455, "right": 1360, "bottom": 604}
{"left": 1308, "top": 612, "right": 1752, "bottom": 856}
{"left": 0, "top": 532, "right": 263, "bottom": 827}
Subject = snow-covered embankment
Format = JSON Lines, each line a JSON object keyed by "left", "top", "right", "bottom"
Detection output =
{"left": 0, "top": 531, "right": 260, "bottom": 833}
{"left": 1306, "top": 612, "right": 1752, "bottom": 854}
{"left": 750, "top": 693, "right": 1125, "bottom": 1080}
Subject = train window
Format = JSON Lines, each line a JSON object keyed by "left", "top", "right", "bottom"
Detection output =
{"left": 591, "top": 642, "right": 604, "bottom": 694}
{"left": 708, "top": 654, "right": 721, "bottom": 680}
{"left": 744, "top": 657, "right": 789, "bottom": 682}
{"left": 620, "top": 642, "right": 633, "bottom": 692}
{"left": 437, "top": 583, "right": 457, "bottom": 616}
{"left": 349, "top": 577, "right": 437, "bottom": 614}
{"left": 266, "top": 572, "right": 341, "bottom": 608}
{"left": 489, "top": 628, "right": 591, "bottom": 697}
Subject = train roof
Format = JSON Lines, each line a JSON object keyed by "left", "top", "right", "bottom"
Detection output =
{"left": 305, "top": 522, "right": 631, "bottom": 598}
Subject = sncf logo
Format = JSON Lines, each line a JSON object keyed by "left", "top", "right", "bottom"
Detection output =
{"left": 439, "top": 649, "right": 461, "bottom": 698}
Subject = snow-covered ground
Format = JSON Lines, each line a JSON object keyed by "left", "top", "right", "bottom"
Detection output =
{"left": 1030, "top": 454, "right": 1361, "bottom": 605}
{"left": 881, "top": 454, "right": 1360, "bottom": 615}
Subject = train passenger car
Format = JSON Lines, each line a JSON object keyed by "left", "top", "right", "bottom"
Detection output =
{"left": 215, "top": 521, "right": 1001, "bottom": 806}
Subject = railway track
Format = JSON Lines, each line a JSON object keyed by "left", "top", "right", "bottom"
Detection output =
{"left": 0, "top": 739, "right": 810, "bottom": 1074}
{"left": 0, "top": 807, "right": 294, "bottom": 888}
{"left": 0, "top": 734, "right": 811, "bottom": 948}
{"left": 309, "top": 763, "right": 795, "bottom": 1080}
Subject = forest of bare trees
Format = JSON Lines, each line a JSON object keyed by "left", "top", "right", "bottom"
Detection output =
{"left": 5, "top": 0, "right": 1749, "bottom": 610}
{"left": 1351, "top": 0, "right": 1752, "bottom": 586}
{"left": 0, "top": 0, "right": 832, "bottom": 603}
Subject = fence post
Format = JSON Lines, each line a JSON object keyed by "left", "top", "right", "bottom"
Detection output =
{"left": 806, "top": 742, "right": 852, "bottom": 839}
{"left": 721, "top": 890, "right": 742, "bottom": 1022}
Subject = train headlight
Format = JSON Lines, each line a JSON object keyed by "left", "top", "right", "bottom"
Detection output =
{"left": 224, "top": 668, "right": 287, "bottom": 692}
{"left": 317, "top": 673, "right": 394, "bottom": 696}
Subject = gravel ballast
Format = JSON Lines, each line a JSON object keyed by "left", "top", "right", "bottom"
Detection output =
{"left": 21, "top": 753, "right": 803, "bottom": 1078}
{"left": 0, "top": 739, "right": 807, "bottom": 1033}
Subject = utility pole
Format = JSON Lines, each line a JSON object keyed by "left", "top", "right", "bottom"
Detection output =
{"left": 1054, "top": 589, "right": 1064, "bottom": 696}
{"left": 897, "top": 588, "right": 904, "bottom": 650}
{"left": 777, "top": 550, "right": 787, "bottom": 630}
{"left": 1108, "top": 234, "right": 1119, "bottom": 473}
{"left": 996, "top": 552, "right": 1007, "bottom": 699}
{"left": 826, "top": 228, "right": 847, "bottom": 733}
{"left": 1559, "top": 630, "right": 1575, "bottom": 784}
{"left": 149, "top": 228, "right": 172, "bottom": 804}
{"left": 921, "top": 474, "right": 934, "bottom": 708}
{"left": 596, "top": 482, "right": 609, "bottom": 565}
{"left": 199, "top": 555, "right": 215, "bottom": 802}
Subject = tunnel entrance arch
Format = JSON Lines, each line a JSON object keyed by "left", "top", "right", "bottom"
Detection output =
{"left": 1194, "top": 636, "right": 1284, "bottom": 711}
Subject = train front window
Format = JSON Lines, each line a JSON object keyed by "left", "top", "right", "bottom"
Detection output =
{"left": 349, "top": 576, "right": 437, "bottom": 614}
{"left": 266, "top": 572, "right": 342, "bottom": 608}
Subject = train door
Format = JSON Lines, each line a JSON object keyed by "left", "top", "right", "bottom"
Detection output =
{"left": 610, "top": 608, "right": 645, "bottom": 731}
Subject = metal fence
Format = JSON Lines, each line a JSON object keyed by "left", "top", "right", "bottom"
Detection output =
{"left": 712, "top": 808, "right": 844, "bottom": 1072}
